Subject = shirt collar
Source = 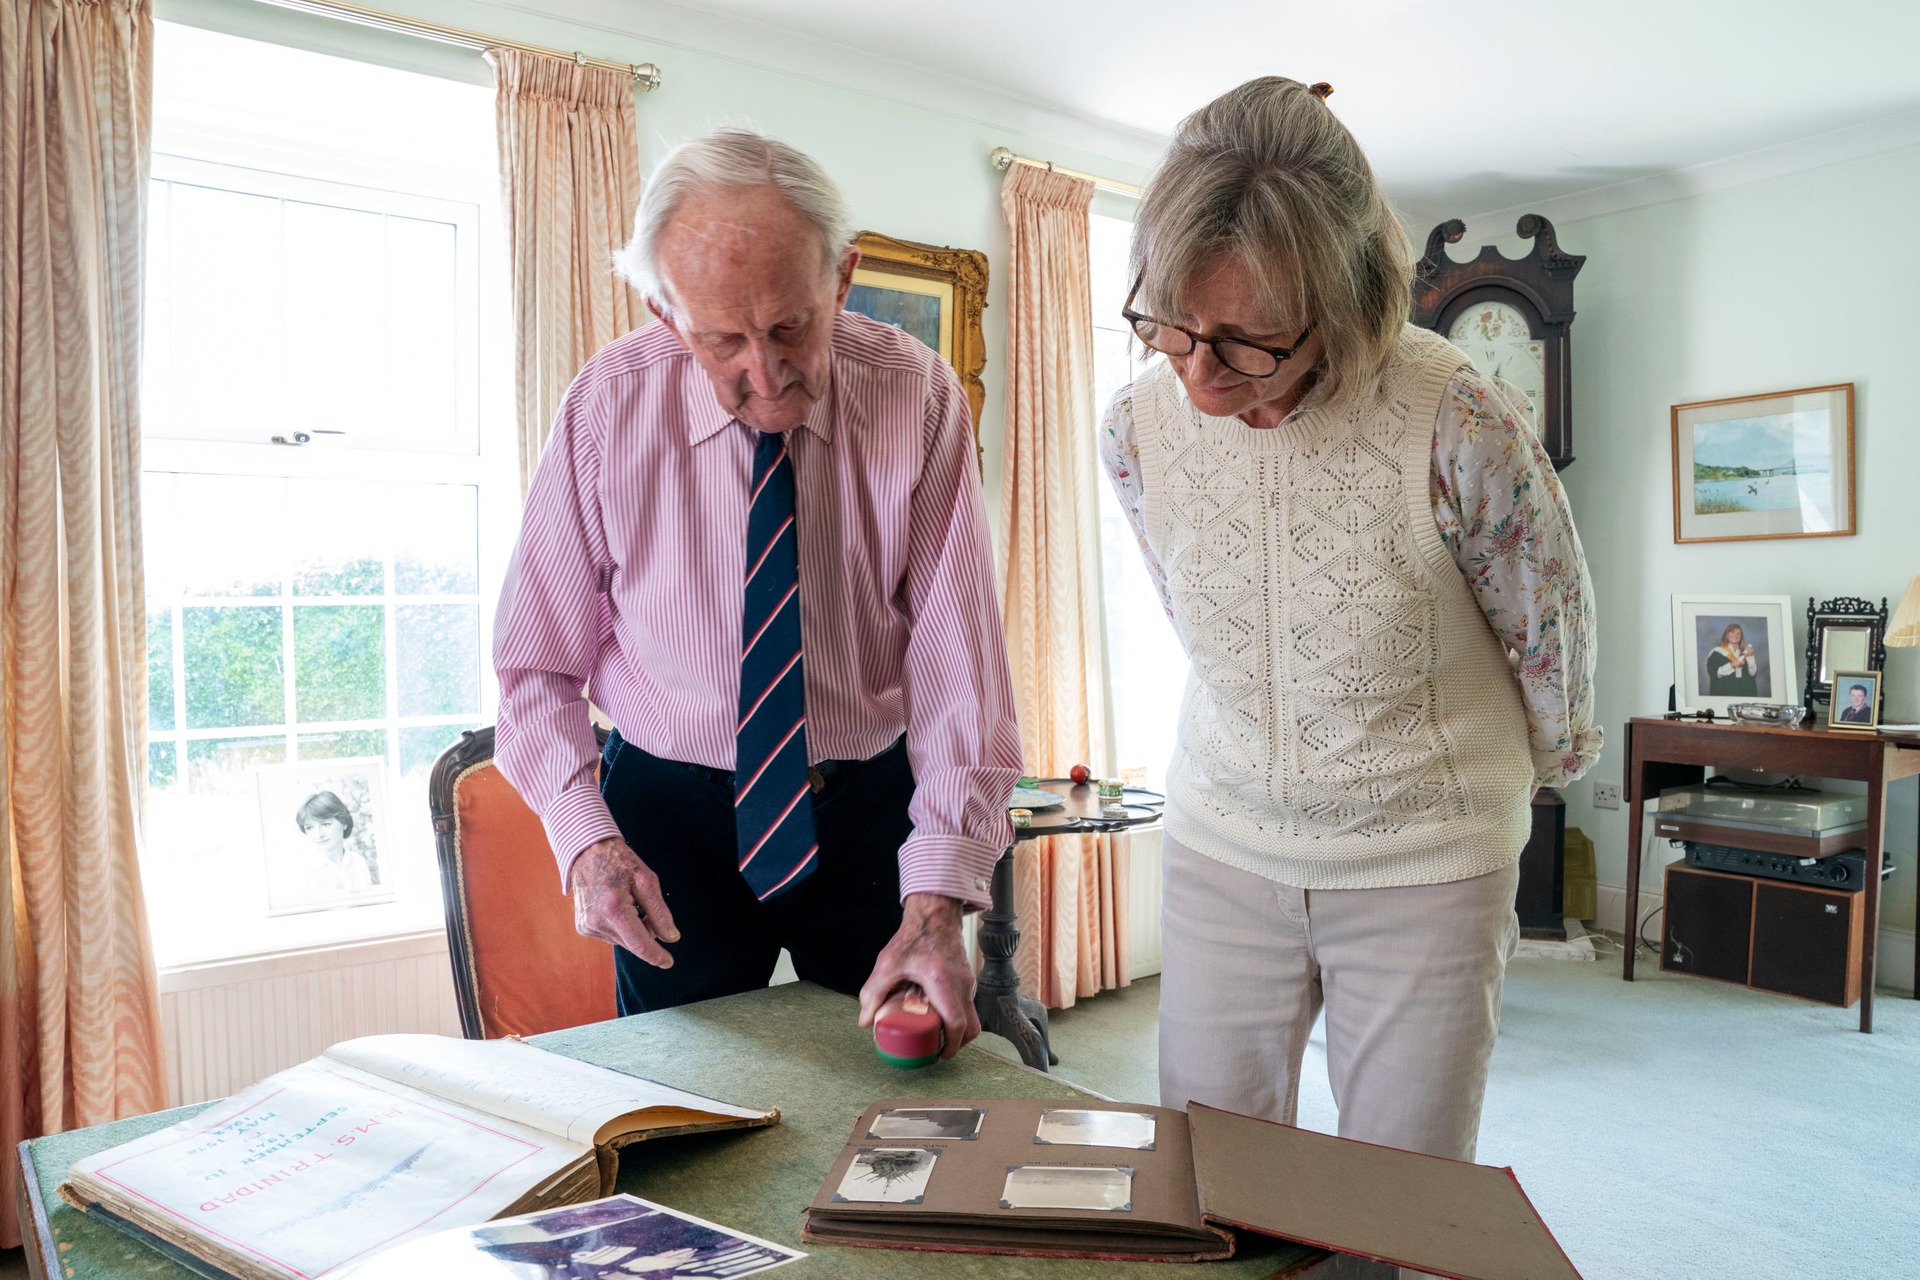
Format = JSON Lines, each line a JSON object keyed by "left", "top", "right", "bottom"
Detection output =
{"left": 682, "top": 343, "right": 840, "bottom": 447}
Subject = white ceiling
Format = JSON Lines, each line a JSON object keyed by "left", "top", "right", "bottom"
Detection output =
{"left": 641, "top": 0, "right": 1920, "bottom": 227}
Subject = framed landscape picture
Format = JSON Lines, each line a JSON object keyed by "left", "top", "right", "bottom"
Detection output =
{"left": 1671, "top": 384, "right": 1854, "bottom": 544}
{"left": 847, "top": 231, "right": 988, "bottom": 446}
{"left": 1671, "top": 594, "right": 1796, "bottom": 715}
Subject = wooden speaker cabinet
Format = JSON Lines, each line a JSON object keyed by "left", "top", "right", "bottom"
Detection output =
{"left": 1661, "top": 862, "right": 1864, "bottom": 1007}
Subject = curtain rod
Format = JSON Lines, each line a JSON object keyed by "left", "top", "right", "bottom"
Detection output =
{"left": 988, "top": 146, "right": 1141, "bottom": 199}
{"left": 249, "top": 0, "right": 664, "bottom": 88}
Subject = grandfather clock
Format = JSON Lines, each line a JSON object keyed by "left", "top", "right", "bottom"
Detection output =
{"left": 1411, "top": 214, "right": 1584, "bottom": 469}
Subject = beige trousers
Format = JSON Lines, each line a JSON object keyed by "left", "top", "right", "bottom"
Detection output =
{"left": 1158, "top": 834, "right": 1520, "bottom": 1163}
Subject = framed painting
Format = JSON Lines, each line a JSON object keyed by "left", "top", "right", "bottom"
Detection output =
{"left": 1670, "top": 384, "right": 1854, "bottom": 544}
{"left": 1671, "top": 594, "right": 1796, "bottom": 715}
{"left": 847, "top": 231, "right": 989, "bottom": 444}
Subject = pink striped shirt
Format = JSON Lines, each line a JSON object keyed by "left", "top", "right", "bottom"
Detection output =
{"left": 493, "top": 311, "right": 1023, "bottom": 909}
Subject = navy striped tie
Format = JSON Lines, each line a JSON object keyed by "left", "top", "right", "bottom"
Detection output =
{"left": 735, "top": 430, "right": 819, "bottom": 900}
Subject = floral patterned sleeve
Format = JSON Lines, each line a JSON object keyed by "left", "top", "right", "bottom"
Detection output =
{"left": 1431, "top": 372, "right": 1603, "bottom": 788}
{"left": 1097, "top": 386, "right": 1172, "bottom": 613}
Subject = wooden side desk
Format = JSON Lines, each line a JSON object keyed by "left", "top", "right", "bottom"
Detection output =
{"left": 1622, "top": 717, "right": 1920, "bottom": 1032}
{"left": 18, "top": 983, "right": 1326, "bottom": 1280}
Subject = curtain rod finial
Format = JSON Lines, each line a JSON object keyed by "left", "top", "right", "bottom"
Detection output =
{"left": 988, "top": 146, "right": 1015, "bottom": 173}
{"left": 633, "top": 61, "right": 662, "bottom": 90}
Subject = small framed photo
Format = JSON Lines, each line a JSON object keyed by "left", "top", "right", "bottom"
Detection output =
{"left": 255, "top": 758, "right": 395, "bottom": 915}
{"left": 1671, "top": 383, "right": 1854, "bottom": 544}
{"left": 1671, "top": 595, "right": 1796, "bottom": 715}
{"left": 1827, "top": 671, "right": 1882, "bottom": 731}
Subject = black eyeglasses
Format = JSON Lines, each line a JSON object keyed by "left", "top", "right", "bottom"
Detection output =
{"left": 1122, "top": 275, "right": 1315, "bottom": 377}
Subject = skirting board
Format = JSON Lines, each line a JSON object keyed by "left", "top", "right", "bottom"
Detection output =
{"left": 1591, "top": 881, "right": 1916, "bottom": 997}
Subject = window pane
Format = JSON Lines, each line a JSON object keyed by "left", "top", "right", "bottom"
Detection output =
{"left": 290, "top": 479, "right": 388, "bottom": 596}
{"left": 164, "top": 183, "right": 284, "bottom": 434}
{"left": 299, "top": 729, "right": 387, "bottom": 761}
{"left": 184, "top": 606, "right": 284, "bottom": 729}
{"left": 283, "top": 201, "right": 388, "bottom": 438}
{"left": 393, "top": 484, "right": 477, "bottom": 594}
{"left": 396, "top": 604, "right": 479, "bottom": 716}
{"left": 174, "top": 474, "right": 286, "bottom": 597}
{"left": 185, "top": 735, "right": 287, "bottom": 793}
{"left": 382, "top": 216, "right": 460, "bottom": 447}
{"left": 294, "top": 605, "right": 386, "bottom": 722}
{"left": 148, "top": 611, "right": 175, "bottom": 730}
{"left": 149, "top": 742, "right": 178, "bottom": 790}
{"left": 399, "top": 723, "right": 474, "bottom": 779}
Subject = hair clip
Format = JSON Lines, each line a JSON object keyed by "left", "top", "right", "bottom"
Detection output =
{"left": 1309, "top": 82, "right": 1334, "bottom": 100}
{"left": 1662, "top": 709, "right": 1717, "bottom": 722}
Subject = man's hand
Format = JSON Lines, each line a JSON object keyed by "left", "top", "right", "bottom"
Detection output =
{"left": 858, "top": 893, "right": 979, "bottom": 1059}
{"left": 571, "top": 837, "right": 680, "bottom": 968}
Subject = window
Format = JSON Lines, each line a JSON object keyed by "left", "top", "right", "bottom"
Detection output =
{"left": 1089, "top": 213, "right": 1185, "bottom": 790}
{"left": 141, "top": 24, "right": 512, "bottom": 966}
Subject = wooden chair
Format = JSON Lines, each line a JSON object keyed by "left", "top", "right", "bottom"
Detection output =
{"left": 428, "top": 726, "right": 616, "bottom": 1038}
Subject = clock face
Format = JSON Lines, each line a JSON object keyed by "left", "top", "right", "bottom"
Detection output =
{"left": 1448, "top": 300, "right": 1546, "bottom": 419}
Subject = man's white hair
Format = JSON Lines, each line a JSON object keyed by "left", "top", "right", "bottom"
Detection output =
{"left": 616, "top": 126, "right": 855, "bottom": 314}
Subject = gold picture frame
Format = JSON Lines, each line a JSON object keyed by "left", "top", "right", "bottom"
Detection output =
{"left": 1670, "top": 383, "right": 1855, "bottom": 544}
{"left": 1827, "top": 670, "right": 1882, "bottom": 731}
{"left": 848, "top": 232, "right": 989, "bottom": 444}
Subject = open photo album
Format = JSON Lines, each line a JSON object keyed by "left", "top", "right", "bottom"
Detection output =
{"left": 806, "top": 1097, "right": 1582, "bottom": 1279}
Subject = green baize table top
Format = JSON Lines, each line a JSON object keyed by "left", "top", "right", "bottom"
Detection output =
{"left": 23, "top": 981, "right": 1319, "bottom": 1278}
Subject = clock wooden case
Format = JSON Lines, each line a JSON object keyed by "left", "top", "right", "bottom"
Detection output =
{"left": 1411, "top": 214, "right": 1584, "bottom": 469}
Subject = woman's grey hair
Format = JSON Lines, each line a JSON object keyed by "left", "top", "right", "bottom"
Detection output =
{"left": 616, "top": 127, "right": 855, "bottom": 313}
{"left": 1131, "top": 77, "right": 1412, "bottom": 406}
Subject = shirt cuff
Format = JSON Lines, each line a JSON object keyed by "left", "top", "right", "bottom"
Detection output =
{"left": 898, "top": 833, "right": 1008, "bottom": 912}
{"left": 1532, "top": 725, "right": 1605, "bottom": 790}
{"left": 542, "top": 785, "right": 625, "bottom": 893}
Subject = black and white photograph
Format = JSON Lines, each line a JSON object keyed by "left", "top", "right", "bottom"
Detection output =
{"left": 999, "top": 1165, "right": 1133, "bottom": 1213}
{"left": 336, "top": 1193, "right": 803, "bottom": 1279}
{"left": 832, "top": 1148, "right": 938, "bottom": 1205}
{"left": 1034, "top": 1109, "right": 1156, "bottom": 1151}
{"left": 1827, "top": 670, "right": 1882, "bottom": 731}
{"left": 255, "top": 758, "right": 395, "bottom": 915}
{"left": 866, "top": 1107, "right": 985, "bottom": 1141}
{"left": 1670, "top": 594, "right": 1795, "bottom": 715}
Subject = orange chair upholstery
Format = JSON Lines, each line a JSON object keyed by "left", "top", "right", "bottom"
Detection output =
{"left": 429, "top": 727, "right": 616, "bottom": 1038}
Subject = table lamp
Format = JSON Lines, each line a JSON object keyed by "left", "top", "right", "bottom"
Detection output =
{"left": 1887, "top": 576, "right": 1920, "bottom": 648}
{"left": 1878, "top": 577, "right": 1920, "bottom": 730}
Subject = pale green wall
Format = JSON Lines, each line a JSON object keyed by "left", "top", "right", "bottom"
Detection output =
{"left": 156, "top": 0, "right": 1156, "bottom": 532}
{"left": 1547, "top": 141, "right": 1920, "bottom": 935}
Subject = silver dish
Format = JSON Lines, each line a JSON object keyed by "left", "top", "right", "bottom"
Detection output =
{"left": 1726, "top": 702, "right": 1807, "bottom": 727}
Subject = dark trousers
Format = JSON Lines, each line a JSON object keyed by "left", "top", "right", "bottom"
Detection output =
{"left": 599, "top": 729, "right": 913, "bottom": 1016}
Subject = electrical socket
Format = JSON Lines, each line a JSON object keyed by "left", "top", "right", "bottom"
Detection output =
{"left": 1592, "top": 780, "right": 1622, "bottom": 810}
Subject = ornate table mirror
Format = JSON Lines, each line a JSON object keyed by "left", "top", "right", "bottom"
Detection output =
{"left": 1804, "top": 595, "right": 1888, "bottom": 712}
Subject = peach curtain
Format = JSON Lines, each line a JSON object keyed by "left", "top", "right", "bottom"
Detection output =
{"left": 0, "top": 0, "right": 168, "bottom": 1245}
{"left": 997, "top": 164, "right": 1129, "bottom": 1010}
{"left": 486, "top": 48, "right": 644, "bottom": 492}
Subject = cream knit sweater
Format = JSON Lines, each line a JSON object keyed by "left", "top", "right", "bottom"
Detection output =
{"left": 1134, "top": 324, "right": 1535, "bottom": 889}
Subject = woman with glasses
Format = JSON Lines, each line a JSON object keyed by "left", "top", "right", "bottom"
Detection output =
{"left": 1100, "top": 77, "right": 1600, "bottom": 1164}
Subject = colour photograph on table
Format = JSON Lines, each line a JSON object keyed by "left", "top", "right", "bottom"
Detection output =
{"left": 1827, "top": 670, "right": 1881, "bottom": 730}
{"left": 1671, "top": 594, "right": 1795, "bottom": 714}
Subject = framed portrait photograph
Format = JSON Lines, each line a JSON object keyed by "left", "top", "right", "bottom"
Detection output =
{"left": 1671, "top": 383, "right": 1854, "bottom": 544}
{"left": 1671, "top": 594, "right": 1796, "bottom": 714}
{"left": 255, "top": 758, "right": 395, "bottom": 915}
{"left": 1827, "top": 670, "right": 1882, "bottom": 731}
{"left": 847, "top": 231, "right": 988, "bottom": 442}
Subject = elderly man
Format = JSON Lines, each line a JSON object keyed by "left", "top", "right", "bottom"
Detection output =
{"left": 493, "top": 127, "right": 1020, "bottom": 1055}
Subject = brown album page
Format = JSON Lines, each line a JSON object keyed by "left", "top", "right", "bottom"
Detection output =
{"left": 1188, "top": 1104, "right": 1582, "bottom": 1280}
{"left": 803, "top": 1098, "right": 1231, "bottom": 1261}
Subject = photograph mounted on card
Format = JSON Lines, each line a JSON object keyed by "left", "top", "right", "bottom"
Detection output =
{"left": 255, "top": 758, "right": 395, "bottom": 915}
{"left": 1671, "top": 384, "right": 1854, "bottom": 544}
{"left": 1671, "top": 594, "right": 1796, "bottom": 715}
